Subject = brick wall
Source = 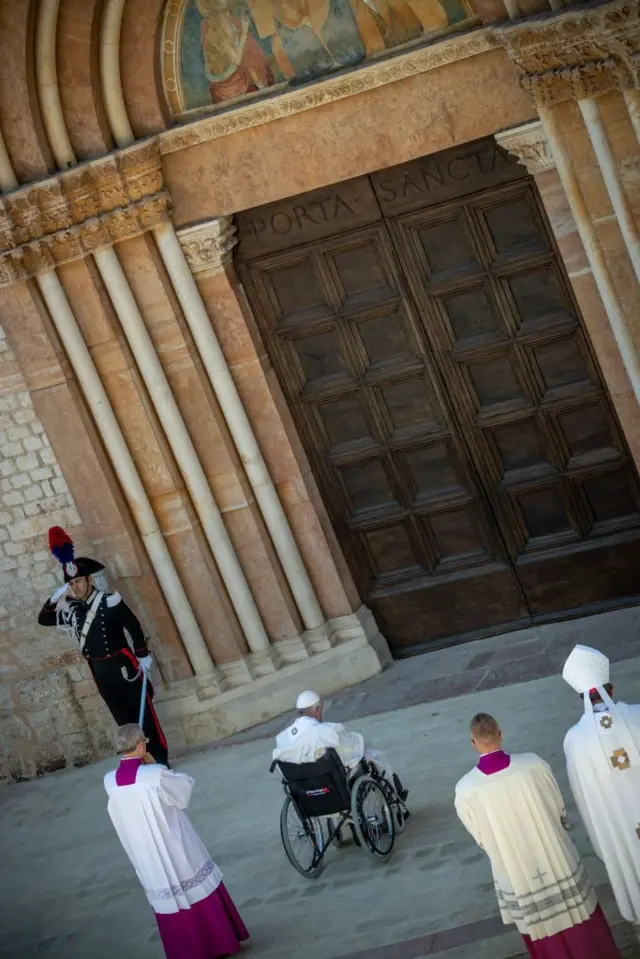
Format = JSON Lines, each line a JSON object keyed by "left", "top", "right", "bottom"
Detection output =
{"left": 0, "top": 325, "right": 113, "bottom": 783}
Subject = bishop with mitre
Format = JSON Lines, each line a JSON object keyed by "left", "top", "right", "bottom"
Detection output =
{"left": 563, "top": 644, "right": 640, "bottom": 944}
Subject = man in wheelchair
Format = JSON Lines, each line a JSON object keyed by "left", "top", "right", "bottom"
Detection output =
{"left": 272, "top": 690, "right": 409, "bottom": 805}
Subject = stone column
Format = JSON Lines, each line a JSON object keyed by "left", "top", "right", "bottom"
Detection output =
{"left": 578, "top": 96, "right": 640, "bottom": 286}
{"left": 497, "top": 0, "right": 640, "bottom": 447}
{"left": 176, "top": 218, "right": 374, "bottom": 635}
{"left": 0, "top": 144, "right": 391, "bottom": 753}
{"left": 92, "top": 244, "right": 274, "bottom": 662}
{"left": 36, "top": 269, "right": 216, "bottom": 678}
{"left": 623, "top": 89, "right": 640, "bottom": 142}
{"left": 153, "top": 220, "right": 326, "bottom": 638}
{"left": 0, "top": 142, "right": 232, "bottom": 688}
{"left": 496, "top": 118, "right": 640, "bottom": 467}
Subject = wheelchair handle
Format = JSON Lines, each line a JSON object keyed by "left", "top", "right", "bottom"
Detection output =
{"left": 269, "top": 760, "right": 277, "bottom": 774}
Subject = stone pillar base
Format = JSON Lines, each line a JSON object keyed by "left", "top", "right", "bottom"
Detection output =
{"left": 154, "top": 606, "right": 391, "bottom": 751}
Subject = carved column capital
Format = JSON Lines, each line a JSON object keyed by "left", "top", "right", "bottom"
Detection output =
{"left": 0, "top": 137, "right": 170, "bottom": 288}
{"left": 495, "top": 121, "right": 555, "bottom": 176}
{"left": 177, "top": 217, "right": 238, "bottom": 278}
{"left": 497, "top": 0, "right": 640, "bottom": 106}
{"left": 117, "top": 139, "right": 164, "bottom": 202}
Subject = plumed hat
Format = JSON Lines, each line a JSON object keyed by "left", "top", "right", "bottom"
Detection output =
{"left": 48, "top": 527, "right": 105, "bottom": 583}
{"left": 296, "top": 690, "right": 321, "bottom": 709}
{"left": 562, "top": 644, "right": 609, "bottom": 694}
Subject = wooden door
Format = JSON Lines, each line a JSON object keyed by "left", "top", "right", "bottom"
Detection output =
{"left": 237, "top": 177, "right": 530, "bottom": 652}
{"left": 236, "top": 142, "right": 640, "bottom": 655}
{"left": 379, "top": 144, "right": 640, "bottom": 622}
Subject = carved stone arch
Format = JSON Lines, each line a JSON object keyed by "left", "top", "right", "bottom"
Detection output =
{"left": 121, "top": 0, "right": 170, "bottom": 138}
{"left": 0, "top": 0, "right": 54, "bottom": 182}
{"left": 58, "top": 0, "right": 114, "bottom": 160}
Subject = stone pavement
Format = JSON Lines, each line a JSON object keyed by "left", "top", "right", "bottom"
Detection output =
{"left": 1, "top": 606, "right": 639, "bottom": 959}
{"left": 205, "top": 604, "right": 640, "bottom": 752}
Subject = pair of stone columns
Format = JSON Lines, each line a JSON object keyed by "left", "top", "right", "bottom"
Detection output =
{"left": 497, "top": 97, "right": 640, "bottom": 469}
{"left": 0, "top": 140, "right": 365, "bottom": 698}
{"left": 495, "top": 0, "right": 640, "bottom": 417}
{"left": 36, "top": 219, "right": 335, "bottom": 685}
{"left": 0, "top": 0, "right": 330, "bottom": 685}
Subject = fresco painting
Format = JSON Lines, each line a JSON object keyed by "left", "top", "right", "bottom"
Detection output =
{"left": 166, "top": 0, "right": 476, "bottom": 116}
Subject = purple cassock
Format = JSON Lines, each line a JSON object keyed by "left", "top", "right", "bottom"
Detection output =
{"left": 105, "top": 758, "right": 249, "bottom": 959}
{"left": 478, "top": 751, "right": 620, "bottom": 959}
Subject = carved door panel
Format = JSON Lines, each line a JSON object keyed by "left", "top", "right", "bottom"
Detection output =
{"left": 238, "top": 212, "right": 530, "bottom": 651}
{"left": 237, "top": 145, "right": 640, "bottom": 655}
{"left": 388, "top": 178, "right": 640, "bottom": 619}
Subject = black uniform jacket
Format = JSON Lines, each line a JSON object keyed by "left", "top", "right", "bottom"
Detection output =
{"left": 37, "top": 590, "right": 149, "bottom": 661}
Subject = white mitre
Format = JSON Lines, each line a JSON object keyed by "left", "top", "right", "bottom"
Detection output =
{"left": 562, "top": 644, "right": 609, "bottom": 694}
{"left": 563, "top": 644, "right": 640, "bottom": 772}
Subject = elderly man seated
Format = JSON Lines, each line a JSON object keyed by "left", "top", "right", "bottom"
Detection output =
{"left": 273, "top": 690, "right": 408, "bottom": 802}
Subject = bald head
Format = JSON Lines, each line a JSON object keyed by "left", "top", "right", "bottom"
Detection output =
{"left": 470, "top": 713, "right": 502, "bottom": 755}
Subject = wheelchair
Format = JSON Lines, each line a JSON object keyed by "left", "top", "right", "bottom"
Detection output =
{"left": 270, "top": 748, "right": 408, "bottom": 878}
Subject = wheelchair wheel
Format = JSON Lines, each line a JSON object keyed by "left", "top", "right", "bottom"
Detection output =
{"left": 379, "top": 779, "right": 407, "bottom": 835}
{"left": 350, "top": 775, "right": 395, "bottom": 860}
{"left": 280, "top": 796, "right": 324, "bottom": 878}
{"left": 392, "top": 801, "right": 407, "bottom": 834}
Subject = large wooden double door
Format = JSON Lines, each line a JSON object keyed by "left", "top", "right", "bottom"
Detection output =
{"left": 236, "top": 139, "right": 640, "bottom": 655}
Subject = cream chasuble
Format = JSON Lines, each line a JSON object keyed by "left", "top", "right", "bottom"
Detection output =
{"left": 455, "top": 753, "right": 596, "bottom": 941}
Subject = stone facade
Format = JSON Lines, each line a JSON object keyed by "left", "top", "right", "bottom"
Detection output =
{"left": 0, "top": 324, "right": 112, "bottom": 782}
{"left": 0, "top": 0, "right": 638, "bottom": 780}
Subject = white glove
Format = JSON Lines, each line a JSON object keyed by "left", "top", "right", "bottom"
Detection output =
{"left": 138, "top": 655, "right": 153, "bottom": 674}
{"left": 50, "top": 584, "right": 69, "bottom": 603}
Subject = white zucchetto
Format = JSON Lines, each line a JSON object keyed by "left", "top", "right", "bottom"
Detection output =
{"left": 296, "top": 690, "right": 321, "bottom": 710}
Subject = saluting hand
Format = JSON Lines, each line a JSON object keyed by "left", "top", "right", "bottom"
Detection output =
{"left": 138, "top": 655, "right": 153, "bottom": 674}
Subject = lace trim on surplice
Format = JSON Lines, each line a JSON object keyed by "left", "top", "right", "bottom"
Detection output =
{"left": 145, "top": 858, "right": 217, "bottom": 901}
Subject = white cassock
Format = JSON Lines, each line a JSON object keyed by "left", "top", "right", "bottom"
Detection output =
{"left": 563, "top": 644, "right": 640, "bottom": 925}
{"left": 455, "top": 753, "right": 596, "bottom": 941}
{"left": 272, "top": 714, "right": 394, "bottom": 783}
{"left": 104, "top": 764, "right": 222, "bottom": 914}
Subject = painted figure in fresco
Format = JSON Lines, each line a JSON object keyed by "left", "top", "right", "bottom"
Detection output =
{"left": 354, "top": 0, "right": 423, "bottom": 47}
{"left": 197, "top": 0, "right": 275, "bottom": 103}
{"left": 248, "top": 0, "right": 331, "bottom": 79}
{"left": 188, "top": 0, "right": 472, "bottom": 111}
{"left": 249, "top": 0, "right": 366, "bottom": 82}
{"left": 349, "top": 0, "right": 458, "bottom": 54}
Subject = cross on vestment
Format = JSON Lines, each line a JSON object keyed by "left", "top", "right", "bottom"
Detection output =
{"left": 611, "top": 748, "right": 631, "bottom": 770}
{"left": 532, "top": 869, "right": 548, "bottom": 885}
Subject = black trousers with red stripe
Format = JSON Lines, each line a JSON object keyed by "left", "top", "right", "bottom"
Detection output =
{"left": 89, "top": 649, "right": 169, "bottom": 765}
